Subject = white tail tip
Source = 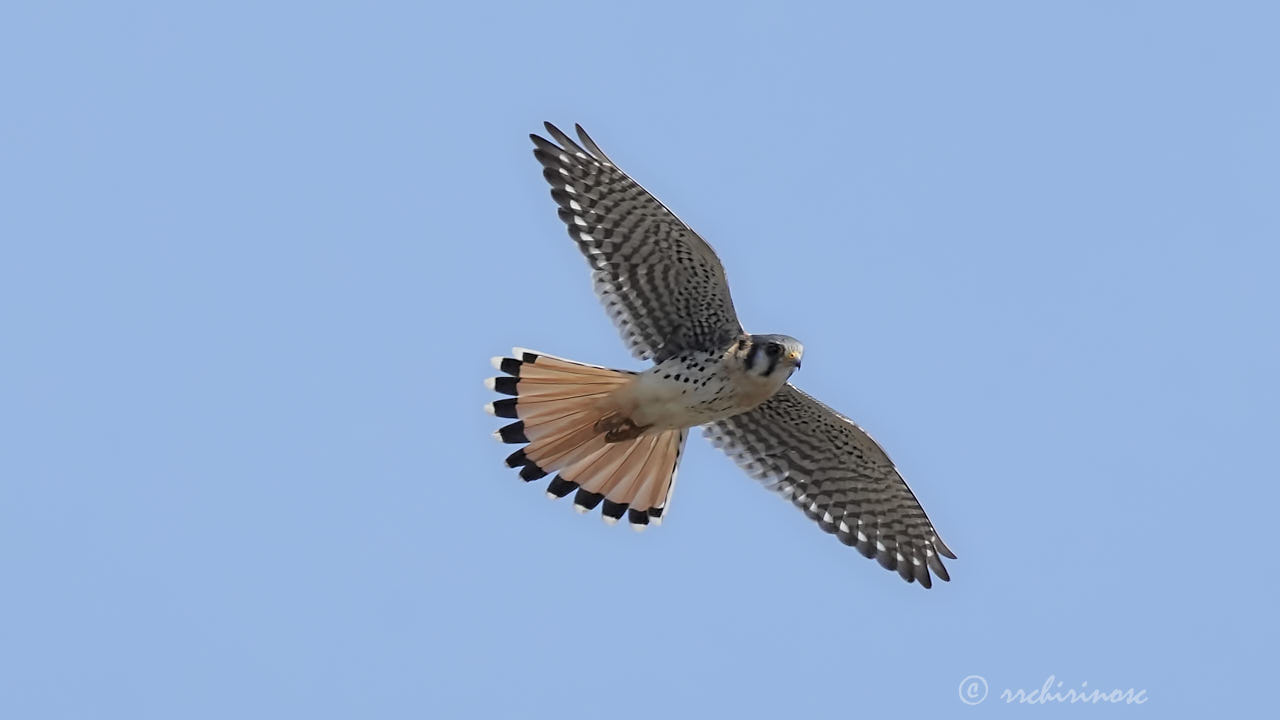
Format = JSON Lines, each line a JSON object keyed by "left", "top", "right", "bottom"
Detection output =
{"left": 602, "top": 515, "right": 619, "bottom": 526}
{"left": 483, "top": 377, "right": 496, "bottom": 391}
{"left": 631, "top": 523, "right": 647, "bottom": 533}
{"left": 483, "top": 402, "right": 496, "bottom": 416}
{"left": 573, "top": 504, "right": 589, "bottom": 515}
{"left": 489, "top": 356, "right": 505, "bottom": 371}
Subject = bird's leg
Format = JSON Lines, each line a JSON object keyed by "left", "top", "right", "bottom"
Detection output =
{"left": 594, "top": 414, "right": 651, "bottom": 443}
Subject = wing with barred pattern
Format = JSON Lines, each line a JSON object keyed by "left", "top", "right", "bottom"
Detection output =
{"left": 703, "top": 385, "right": 955, "bottom": 588}
{"left": 531, "top": 123, "right": 743, "bottom": 363}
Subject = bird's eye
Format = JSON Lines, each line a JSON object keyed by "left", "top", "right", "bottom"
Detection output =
{"left": 765, "top": 343, "right": 781, "bottom": 357}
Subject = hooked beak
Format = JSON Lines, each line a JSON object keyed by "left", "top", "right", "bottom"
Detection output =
{"left": 789, "top": 351, "right": 802, "bottom": 369}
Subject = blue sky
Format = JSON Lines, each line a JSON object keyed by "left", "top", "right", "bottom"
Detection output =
{"left": 2, "top": 1, "right": 1277, "bottom": 717}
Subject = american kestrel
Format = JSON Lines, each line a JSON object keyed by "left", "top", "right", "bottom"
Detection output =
{"left": 486, "top": 123, "right": 955, "bottom": 587}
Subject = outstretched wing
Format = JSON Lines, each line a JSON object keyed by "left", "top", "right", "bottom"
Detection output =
{"left": 703, "top": 385, "right": 956, "bottom": 588}
{"left": 531, "top": 123, "right": 743, "bottom": 363}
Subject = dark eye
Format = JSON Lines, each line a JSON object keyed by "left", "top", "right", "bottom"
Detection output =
{"left": 765, "top": 343, "right": 781, "bottom": 357}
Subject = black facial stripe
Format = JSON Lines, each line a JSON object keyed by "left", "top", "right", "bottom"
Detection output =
{"left": 745, "top": 343, "right": 759, "bottom": 371}
{"left": 765, "top": 353, "right": 780, "bottom": 377}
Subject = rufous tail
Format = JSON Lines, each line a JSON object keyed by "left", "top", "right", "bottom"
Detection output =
{"left": 485, "top": 348, "right": 686, "bottom": 530}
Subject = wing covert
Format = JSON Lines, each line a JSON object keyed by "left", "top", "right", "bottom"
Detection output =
{"left": 531, "top": 123, "right": 743, "bottom": 362}
{"left": 703, "top": 385, "right": 956, "bottom": 588}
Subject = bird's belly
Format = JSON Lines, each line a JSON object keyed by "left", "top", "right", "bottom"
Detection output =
{"left": 626, "top": 371, "right": 763, "bottom": 430}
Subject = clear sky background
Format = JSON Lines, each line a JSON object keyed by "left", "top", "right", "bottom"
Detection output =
{"left": 2, "top": 1, "right": 1277, "bottom": 717}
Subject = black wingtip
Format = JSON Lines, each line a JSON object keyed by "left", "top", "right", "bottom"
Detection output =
{"left": 504, "top": 448, "right": 528, "bottom": 468}
{"left": 543, "top": 122, "right": 588, "bottom": 156}
{"left": 928, "top": 553, "right": 951, "bottom": 582}
{"left": 877, "top": 548, "right": 897, "bottom": 570}
{"left": 519, "top": 463, "right": 547, "bottom": 482}
{"left": 573, "top": 489, "right": 604, "bottom": 511}
{"left": 546, "top": 475, "right": 578, "bottom": 498}
{"left": 574, "top": 124, "right": 610, "bottom": 163}
{"left": 499, "top": 358, "right": 522, "bottom": 376}
{"left": 497, "top": 421, "right": 528, "bottom": 444}
{"left": 936, "top": 538, "right": 957, "bottom": 560}
{"left": 601, "top": 499, "right": 628, "bottom": 521}
{"left": 491, "top": 398, "right": 518, "bottom": 419}
{"left": 897, "top": 561, "right": 914, "bottom": 583}
{"left": 492, "top": 376, "right": 518, "bottom": 396}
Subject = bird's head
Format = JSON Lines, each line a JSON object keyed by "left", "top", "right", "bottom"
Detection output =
{"left": 739, "top": 334, "right": 804, "bottom": 381}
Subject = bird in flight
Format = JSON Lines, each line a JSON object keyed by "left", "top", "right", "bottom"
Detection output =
{"left": 486, "top": 123, "right": 955, "bottom": 587}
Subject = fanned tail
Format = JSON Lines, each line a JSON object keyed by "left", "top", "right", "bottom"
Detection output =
{"left": 486, "top": 348, "right": 687, "bottom": 530}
